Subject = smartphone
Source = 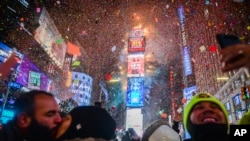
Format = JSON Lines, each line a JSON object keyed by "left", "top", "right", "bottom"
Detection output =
{"left": 216, "top": 34, "right": 242, "bottom": 49}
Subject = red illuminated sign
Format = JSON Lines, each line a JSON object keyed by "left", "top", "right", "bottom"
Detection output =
{"left": 127, "top": 54, "right": 144, "bottom": 77}
{"left": 128, "top": 37, "right": 145, "bottom": 53}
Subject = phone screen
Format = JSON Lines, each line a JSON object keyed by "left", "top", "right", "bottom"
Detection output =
{"left": 216, "top": 34, "right": 242, "bottom": 49}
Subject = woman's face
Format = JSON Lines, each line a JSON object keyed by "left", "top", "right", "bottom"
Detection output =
{"left": 56, "top": 114, "right": 72, "bottom": 139}
{"left": 190, "top": 102, "right": 227, "bottom": 124}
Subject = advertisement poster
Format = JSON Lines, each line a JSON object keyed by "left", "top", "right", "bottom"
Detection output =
{"left": 127, "top": 54, "right": 144, "bottom": 77}
{"left": 128, "top": 37, "right": 146, "bottom": 53}
{"left": 126, "top": 77, "right": 144, "bottom": 107}
{"left": 15, "top": 56, "right": 50, "bottom": 91}
{"left": 69, "top": 71, "right": 93, "bottom": 106}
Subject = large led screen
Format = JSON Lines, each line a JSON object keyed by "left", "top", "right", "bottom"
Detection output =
{"left": 69, "top": 71, "right": 93, "bottom": 106}
{"left": 128, "top": 37, "right": 145, "bottom": 53}
{"left": 126, "top": 77, "right": 144, "bottom": 107}
{"left": 126, "top": 108, "right": 143, "bottom": 137}
{"left": 15, "top": 56, "right": 50, "bottom": 91}
{"left": 127, "top": 54, "right": 144, "bottom": 77}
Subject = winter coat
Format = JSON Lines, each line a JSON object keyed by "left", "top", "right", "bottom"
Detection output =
{"left": 0, "top": 121, "right": 24, "bottom": 141}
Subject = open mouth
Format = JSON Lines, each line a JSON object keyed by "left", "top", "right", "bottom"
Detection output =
{"left": 202, "top": 117, "right": 218, "bottom": 123}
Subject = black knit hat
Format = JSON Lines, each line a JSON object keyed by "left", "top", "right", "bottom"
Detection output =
{"left": 56, "top": 106, "right": 116, "bottom": 141}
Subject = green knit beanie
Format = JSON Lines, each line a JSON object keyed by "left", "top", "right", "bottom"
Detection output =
{"left": 183, "top": 92, "right": 229, "bottom": 133}
{"left": 239, "top": 110, "right": 250, "bottom": 124}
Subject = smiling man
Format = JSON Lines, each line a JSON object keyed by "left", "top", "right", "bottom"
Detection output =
{"left": 183, "top": 92, "right": 229, "bottom": 141}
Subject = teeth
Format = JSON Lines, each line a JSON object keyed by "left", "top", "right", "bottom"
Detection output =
{"left": 203, "top": 118, "right": 216, "bottom": 122}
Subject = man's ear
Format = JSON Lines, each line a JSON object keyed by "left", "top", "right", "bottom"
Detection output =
{"left": 17, "top": 112, "right": 32, "bottom": 128}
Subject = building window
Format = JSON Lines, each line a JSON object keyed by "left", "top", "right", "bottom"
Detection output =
{"left": 232, "top": 94, "right": 243, "bottom": 120}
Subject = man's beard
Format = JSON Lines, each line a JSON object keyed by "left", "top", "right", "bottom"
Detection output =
{"left": 26, "top": 119, "right": 57, "bottom": 141}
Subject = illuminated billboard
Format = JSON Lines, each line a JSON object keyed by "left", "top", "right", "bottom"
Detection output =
{"left": 16, "top": 56, "right": 50, "bottom": 91}
{"left": 126, "top": 77, "right": 144, "bottom": 107}
{"left": 126, "top": 108, "right": 143, "bottom": 137}
{"left": 128, "top": 37, "right": 145, "bottom": 53}
{"left": 69, "top": 71, "right": 93, "bottom": 106}
{"left": 34, "top": 7, "right": 66, "bottom": 68}
{"left": 127, "top": 54, "right": 144, "bottom": 77}
{"left": 183, "top": 86, "right": 197, "bottom": 105}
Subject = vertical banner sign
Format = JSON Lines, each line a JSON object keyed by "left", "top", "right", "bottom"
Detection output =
{"left": 28, "top": 71, "right": 41, "bottom": 90}
{"left": 183, "top": 46, "right": 192, "bottom": 76}
{"left": 178, "top": 6, "right": 192, "bottom": 76}
{"left": 183, "top": 86, "right": 197, "bottom": 104}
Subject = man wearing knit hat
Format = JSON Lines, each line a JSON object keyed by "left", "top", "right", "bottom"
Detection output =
{"left": 55, "top": 106, "right": 117, "bottom": 141}
{"left": 183, "top": 92, "right": 229, "bottom": 141}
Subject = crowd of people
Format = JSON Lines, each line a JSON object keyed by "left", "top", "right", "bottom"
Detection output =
{"left": 0, "top": 42, "right": 250, "bottom": 141}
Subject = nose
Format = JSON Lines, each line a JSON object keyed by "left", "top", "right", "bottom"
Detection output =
{"left": 203, "top": 105, "right": 215, "bottom": 113}
{"left": 55, "top": 113, "right": 62, "bottom": 124}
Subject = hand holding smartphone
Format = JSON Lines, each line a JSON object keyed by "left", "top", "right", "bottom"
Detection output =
{"left": 216, "top": 34, "right": 246, "bottom": 72}
{"left": 216, "top": 34, "right": 242, "bottom": 49}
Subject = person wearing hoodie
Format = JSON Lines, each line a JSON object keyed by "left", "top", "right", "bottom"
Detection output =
{"left": 141, "top": 119, "right": 181, "bottom": 141}
{"left": 183, "top": 92, "right": 229, "bottom": 141}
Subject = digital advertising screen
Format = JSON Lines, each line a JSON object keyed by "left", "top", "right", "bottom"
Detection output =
{"left": 34, "top": 7, "right": 66, "bottom": 68}
{"left": 128, "top": 37, "right": 145, "bottom": 53}
{"left": 0, "top": 109, "right": 15, "bottom": 124}
{"left": 126, "top": 108, "right": 143, "bottom": 137}
{"left": 15, "top": 56, "right": 50, "bottom": 91}
{"left": 127, "top": 54, "right": 144, "bottom": 77}
{"left": 183, "top": 86, "right": 197, "bottom": 105}
{"left": 126, "top": 77, "right": 144, "bottom": 107}
{"left": 69, "top": 71, "right": 93, "bottom": 106}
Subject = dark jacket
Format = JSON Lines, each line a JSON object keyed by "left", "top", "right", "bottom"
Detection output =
{"left": 185, "top": 123, "right": 229, "bottom": 141}
{"left": 0, "top": 121, "right": 24, "bottom": 141}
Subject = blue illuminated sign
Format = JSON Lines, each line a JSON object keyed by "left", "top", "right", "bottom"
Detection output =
{"left": 0, "top": 109, "right": 15, "bottom": 123}
{"left": 183, "top": 46, "right": 192, "bottom": 76}
{"left": 183, "top": 86, "right": 197, "bottom": 104}
{"left": 178, "top": 6, "right": 185, "bottom": 24}
{"left": 0, "top": 42, "right": 12, "bottom": 54}
{"left": 126, "top": 77, "right": 144, "bottom": 107}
